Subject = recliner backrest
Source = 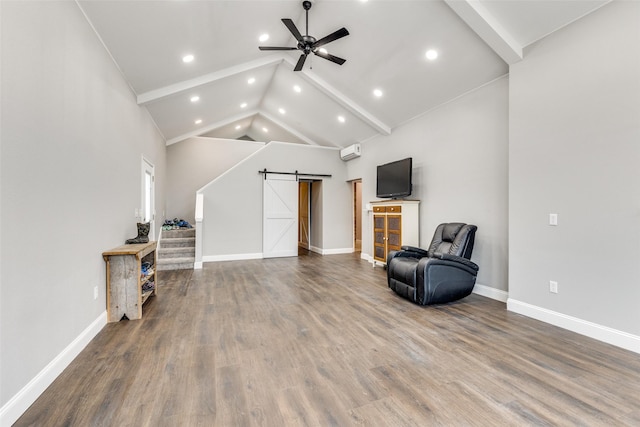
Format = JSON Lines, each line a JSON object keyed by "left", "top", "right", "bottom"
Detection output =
{"left": 427, "top": 223, "right": 477, "bottom": 259}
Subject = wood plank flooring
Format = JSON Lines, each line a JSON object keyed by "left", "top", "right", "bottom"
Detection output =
{"left": 15, "top": 252, "right": 640, "bottom": 426}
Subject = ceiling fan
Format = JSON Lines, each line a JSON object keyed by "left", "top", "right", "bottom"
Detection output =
{"left": 259, "top": 0, "right": 349, "bottom": 71}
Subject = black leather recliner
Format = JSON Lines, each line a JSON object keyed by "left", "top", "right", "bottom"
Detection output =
{"left": 387, "top": 223, "right": 479, "bottom": 305}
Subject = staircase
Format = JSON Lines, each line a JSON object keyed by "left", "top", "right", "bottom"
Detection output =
{"left": 157, "top": 228, "right": 195, "bottom": 271}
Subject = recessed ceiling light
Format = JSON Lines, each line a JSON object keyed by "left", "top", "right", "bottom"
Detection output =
{"left": 425, "top": 49, "right": 438, "bottom": 60}
{"left": 182, "top": 54, "right": 194, "bottom": 63}
{"left": 338, "top": 115, "right": 346, "bottom": 123}
{"left": 248, "top": 77, "right": 256, "bottom": 84}
{"left": 278, "top": 108, "right": 286, "bottom": 115}
{"left": 195, "top": 119, "right": 202, "bottom": 125}
{"left": 262, "top": 127, "right": 269, "bottom": 132}
{"left": 259, "top": 33, "right": 269, "bottom": 42}
{"left": 293, "top": 85, "right": 301, "bottom": 93}
{"left": 240, "top": 102, "right": 247, "bottom": 108}
{"left": 190, "top": 95, "right": 200, "bottom": 103}
{"left": 373, "top": 88, "right": 383, "bottom": 98}
{"left": 235, "top": 125, "right": 241, "bottom": 130}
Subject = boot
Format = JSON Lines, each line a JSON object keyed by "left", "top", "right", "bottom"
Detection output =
{"left": 125, "top": 222, "right": 150, "bottom": 244}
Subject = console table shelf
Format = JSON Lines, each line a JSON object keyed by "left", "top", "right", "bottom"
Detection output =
{"left": 103, "top": 241, "right": 157, "bottom": 322}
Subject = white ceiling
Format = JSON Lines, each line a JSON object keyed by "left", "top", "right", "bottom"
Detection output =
{"left": 78, "top": 0, "right": 610, "bottom": 148}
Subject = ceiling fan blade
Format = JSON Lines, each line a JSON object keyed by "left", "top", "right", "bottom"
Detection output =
{"left": 294, "top": 54, "right": 307, "bottom": 71}
{"left": 312, "top": 27, "right": 349, "bottom": 49}
{"left": 314, "top": 50, "right": 346, "bottom": 66}
{"left": 259, "top": 46, "right": 298, "bottom": 51}
{"left": 282, "top": 18, "right": 303, "bottom": 42}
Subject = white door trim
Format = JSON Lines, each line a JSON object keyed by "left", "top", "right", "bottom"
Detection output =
{"left": 141, "top": 157, "right": 155, "bottom": 239}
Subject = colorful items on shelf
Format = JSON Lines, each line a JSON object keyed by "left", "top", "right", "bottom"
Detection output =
{"left": 142, "top": 281, "right": 155, "bottom": 293}
{"left": 141, "top": 261, "right": 153, "bottom": 276}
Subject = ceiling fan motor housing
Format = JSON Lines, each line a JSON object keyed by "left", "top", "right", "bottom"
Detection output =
{"left": 300, "top": 35, "right": 316, "bottom": 54}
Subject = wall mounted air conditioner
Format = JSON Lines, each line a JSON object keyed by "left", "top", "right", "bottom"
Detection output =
{"left": 340, "top": 143, "right": 361, "bottom": 161}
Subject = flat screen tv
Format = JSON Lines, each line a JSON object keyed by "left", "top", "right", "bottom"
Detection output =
{"left": 376, "top": 157, "right": 413, "bottom": 199}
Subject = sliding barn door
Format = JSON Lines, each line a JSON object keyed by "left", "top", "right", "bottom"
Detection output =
{"left": 263, "top": 174, "right": 298, "bottom": 258}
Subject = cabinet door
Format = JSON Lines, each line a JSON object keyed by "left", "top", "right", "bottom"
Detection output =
{"left": 373, "top": 214, "right": 386, "bottom": 262}
{"left": 386, "top": 215, "right": 402, "bottom": 254}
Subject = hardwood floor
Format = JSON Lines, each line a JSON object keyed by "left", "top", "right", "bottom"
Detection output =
{"left": 16, "top": 252, "right": 640, "bottom": 426}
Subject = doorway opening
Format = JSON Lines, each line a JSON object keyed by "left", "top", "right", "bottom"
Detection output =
{"left": 298, "top": 179, "right": 323, "bottom": 256}
{"left": 352, "top": 179, "right": 362, "bottom": 252}
{"left": 299, "top": 180, "right": 311, "bottom": 252}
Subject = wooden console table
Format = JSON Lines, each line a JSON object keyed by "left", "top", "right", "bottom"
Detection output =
{"left": 103, "top": 241, "right": 157, "bottom": 322}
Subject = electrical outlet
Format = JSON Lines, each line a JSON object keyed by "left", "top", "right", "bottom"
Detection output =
{"left": 549, "top": 280, "right": 558, "bottom": 294}
{"left": 94, "top": 286, "right": 99, "bottom": 300}
{"left": 549, "top": 213, "right": 558, "bottom": 226}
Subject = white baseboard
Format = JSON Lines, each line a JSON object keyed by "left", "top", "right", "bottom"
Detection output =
{"left": 360, "top": 253, "right": 386, "bottom": 268}
{"left": 0, "top": 311, "right": 107, "bottom": 426}
{"left": 473, "top": 283, "right": 508, "bottom": 303}
{"left": 202, "top": 253, "right": 263, "bottom": 263}
{"left": 360, "top": 253, "right": 374, "bottom": 263}
{"left": 507, "top": 299, "right": 640, "bottom": 354}
{"left": 309, "top": 246, "right": 323, "bottom": 255}
{"left": 319, "top": 247, "right": 354, "bottom": 255}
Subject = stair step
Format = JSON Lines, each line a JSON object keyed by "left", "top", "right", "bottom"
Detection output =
{"left": 156, "top": 257, "right": 195, "bottom": 271}
{"left": 158, "top": 247, "right": 195, "bottom": 257}
{"left": 162, "top": 228, "right": 195, "bottom": 238}
{"left": 161, "top": 237, "right": 195, "bottom": 248}
{"left": 158, "top": 227, "right": 196, "bottom": 270}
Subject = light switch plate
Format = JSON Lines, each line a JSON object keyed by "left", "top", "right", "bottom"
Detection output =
{"left": 549, "top": 213, "right": 558, "bottom": 226}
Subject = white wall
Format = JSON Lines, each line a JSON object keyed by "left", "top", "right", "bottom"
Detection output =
{"left": 508, "top": 0, "right": 640, "bottom": 348}
{"left": 347, "top": 77, "right": 509, "bottom": 295}
{"left": 166, "top": 137, "right": 264, "bottom": 224}
{"left": 0, "top": 1, "right": 167, "bottom": 422}
{"left": 198, "top": 142, "right": 352, "bottom": 260}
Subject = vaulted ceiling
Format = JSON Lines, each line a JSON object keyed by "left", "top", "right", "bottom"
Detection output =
{"left": 78, "top": 0, "right": 610, "bottom": 148}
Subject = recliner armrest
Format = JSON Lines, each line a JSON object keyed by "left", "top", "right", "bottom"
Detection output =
{"left": 400, "top": 245, "right": 430, "bottom": 258}
{"left": 432, "top": 253, "right": 479, "bottom": 272}
{"left": 387, "top": 249, "right": 422, "bottom": 265}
